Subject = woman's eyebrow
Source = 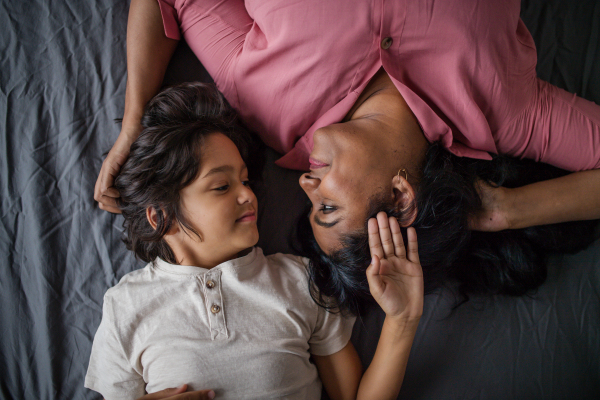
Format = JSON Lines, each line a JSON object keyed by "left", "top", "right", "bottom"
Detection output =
{"left": 313, "top": 215, "right": 341, "bottom": 228}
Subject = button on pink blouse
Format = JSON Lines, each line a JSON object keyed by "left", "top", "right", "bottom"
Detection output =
{"left": 157, "top": 0, "right": 600, "bottom": 171}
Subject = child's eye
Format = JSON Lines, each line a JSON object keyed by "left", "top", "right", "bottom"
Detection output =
{"left": 319, "top": 204, "right": 337, "bottom": 214}
{"left": 214, "top": 185, "right": 229, "bottom": 191}
{"left": 242, "top": 180, "right": 253, "bottom": 187}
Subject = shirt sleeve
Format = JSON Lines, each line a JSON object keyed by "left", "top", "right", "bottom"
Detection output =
{"left": 84, "top": 295, "right": 146, "bottom": 400}
{"left": 309, "top": 305, "right": 356, "bottom": 357}
{"left": 495, "top": 78, "right": 600, "bottom": 172}
{"left": 154, "top": 0, "right": 253, "bottom": 104}
{"left": 156, "top": 0, "right": 181, "bottom": 40}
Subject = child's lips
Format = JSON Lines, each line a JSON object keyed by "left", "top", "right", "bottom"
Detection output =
{"left": 236, "top": 210, "right": 257, "bottom": 222}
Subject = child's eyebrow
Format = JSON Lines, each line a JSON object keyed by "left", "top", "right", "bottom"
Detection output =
{"left": 202, "top": 165, "right": 234, "bottom": 178}
{"left": 202, "top": 164, "right": 247, "bottom": 179}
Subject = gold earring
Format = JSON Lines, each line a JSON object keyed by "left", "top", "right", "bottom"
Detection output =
{"left": 397, "top": 169, "right": 408, "bottom": 180}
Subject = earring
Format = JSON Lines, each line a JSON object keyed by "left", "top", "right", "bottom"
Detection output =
{"left": 397, "top": 169, "right": 408, "bottom": 180}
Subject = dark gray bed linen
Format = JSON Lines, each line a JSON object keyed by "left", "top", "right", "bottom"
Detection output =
{"left": 0, "top": 0, "right": 598, "bottom": 399}
{"left": 352, "top": 238, "right": 600, "bottom": 399}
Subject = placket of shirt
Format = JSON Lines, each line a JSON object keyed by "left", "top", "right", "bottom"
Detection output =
{"left": 201, "top": 270, "right": 228, "bottom": 340}
{"left": 379, "top": 0, "right": 406, "bottom": 66}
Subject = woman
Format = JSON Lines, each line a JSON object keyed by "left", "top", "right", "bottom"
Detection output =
{"left": 95, "top": 1, "right": 600, "bottom": 298}
{"left": 96, "top": 0, "right": 600, "bottom": 236}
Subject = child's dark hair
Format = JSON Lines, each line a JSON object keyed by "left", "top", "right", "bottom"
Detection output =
{"left": 298, "top": 142, "right": 600, "bottom": 315}
{"left": 114, "top": 82, "right": 252, "bottom": 264}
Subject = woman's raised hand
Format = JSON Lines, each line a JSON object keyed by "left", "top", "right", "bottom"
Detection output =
{"left": 94, "top": 124, "right": 142, "bottom": 213}
{"left": 136, "top": 384, "right": 216, "bottom": 400}
{"left": 366, "top": 212, "right": 423, "bottom": 322}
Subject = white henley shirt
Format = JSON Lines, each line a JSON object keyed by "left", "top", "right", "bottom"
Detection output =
{"left": 85, "top": 247, "right": 355, "bottom": 400}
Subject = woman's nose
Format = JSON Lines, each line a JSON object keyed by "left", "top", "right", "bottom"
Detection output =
{"left": 299, "top": 173, "right": 319, "bottom": 192}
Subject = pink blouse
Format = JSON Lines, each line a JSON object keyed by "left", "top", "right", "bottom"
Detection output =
{"left": 157, "top": 0, "right": 600, "bottom": 171}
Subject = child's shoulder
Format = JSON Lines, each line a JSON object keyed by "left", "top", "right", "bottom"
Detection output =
{"left": 263, "top": 251, "right": 309, "bottom": 277}
{"left": 103, "top": 261, "right": 156, "bottom": 301}
{"left": 264, "top": 251, "right": 307, "bottom": 266}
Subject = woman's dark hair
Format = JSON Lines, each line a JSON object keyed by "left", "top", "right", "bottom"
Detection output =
{"left": 114, "top": 82, "right": 253, "bottom": 264}
{"left": 299, "top": 142, "right": 599, "bottom": 315}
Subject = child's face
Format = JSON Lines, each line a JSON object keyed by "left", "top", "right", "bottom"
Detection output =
{"left": 165, "top": 133, "right": 259, "bottom": 268}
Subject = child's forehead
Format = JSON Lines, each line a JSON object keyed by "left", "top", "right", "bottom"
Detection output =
{"left": 197, "top": 133, "right": 247, "bottom": 175}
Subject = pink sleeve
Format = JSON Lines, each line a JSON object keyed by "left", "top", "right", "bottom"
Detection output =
{"left": 155, "top": 0, "right": 253, "bottom": 103}
{"left": 156, "top": 0, "right": 181, "bottom": 40}
{"left": 496, "top": 78, "right": 600, "bottom": 172}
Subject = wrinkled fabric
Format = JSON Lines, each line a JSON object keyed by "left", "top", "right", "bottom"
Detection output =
{"left": 1, "top": 0, "right": 599, "bottom": 399}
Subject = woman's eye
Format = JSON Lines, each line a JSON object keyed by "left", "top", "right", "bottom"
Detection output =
{"left": 319, "top": 204, "right": 337, "bottom": 214}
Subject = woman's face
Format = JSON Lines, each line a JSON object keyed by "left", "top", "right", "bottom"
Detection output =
{"left": 299, "top": 87, "right": 427, "bottom": 254}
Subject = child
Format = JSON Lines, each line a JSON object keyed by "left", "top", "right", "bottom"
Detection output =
{"left": 85, "top": 82, "right": 423, "bottom": 400}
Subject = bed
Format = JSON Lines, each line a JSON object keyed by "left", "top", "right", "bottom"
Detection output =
{"left": 1, "top": 0, "right": 599, "bottom": 398}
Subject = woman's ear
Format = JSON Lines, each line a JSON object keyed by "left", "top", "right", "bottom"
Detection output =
{"left": 391, "top": 174, "right": 418, "bottom": 227}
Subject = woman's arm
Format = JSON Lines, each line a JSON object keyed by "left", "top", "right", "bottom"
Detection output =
{"left": 94, "top": 0, "right": 178, "bottom": 213}
{"left": 471, "top": 169, "right": 600, "bottom": 231}
{"left": 314, "top": 213, "right": 423, "bottom": 400}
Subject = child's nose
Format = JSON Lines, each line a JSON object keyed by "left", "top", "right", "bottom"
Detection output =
{"left": 237, "top": 183, "right": 256, "bottom": 204}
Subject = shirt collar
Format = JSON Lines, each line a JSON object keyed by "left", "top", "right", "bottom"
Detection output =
{"left": 152, "top": 247, "right": 260, "bottom": 276}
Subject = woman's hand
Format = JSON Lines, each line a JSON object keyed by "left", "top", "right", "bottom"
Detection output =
{"left": 136, "top": 384, "right": 216, "bottom": 400}
{"left": 95, "top": 0, "right": 179, "bottom": 213}
{"left": 366, "top": 212, "right": 423, "bottom": 322}
{"left": 468, "top": 180, "right": 512, "bottom": 232}
{"left": 94, "top": 124, "right": 142, "bottom": 213}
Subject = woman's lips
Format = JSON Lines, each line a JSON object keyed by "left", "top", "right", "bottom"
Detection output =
{"left": 309, "top": 157, "right": 329, "bottom": 169}
{"left": 236, "top": 211, "right": 257, "bottom": 222}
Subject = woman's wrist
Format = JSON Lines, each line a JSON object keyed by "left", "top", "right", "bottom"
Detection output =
{"left": 383, "top": 314, "right": 420, "bottom": 339}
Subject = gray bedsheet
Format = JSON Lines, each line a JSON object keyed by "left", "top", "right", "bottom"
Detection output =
{"left": 1, "top": 0, "right": 599, "bottom": 399}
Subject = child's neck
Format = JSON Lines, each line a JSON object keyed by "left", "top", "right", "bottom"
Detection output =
{"left": 172, "top": 246, "right": 253, "bottom": 269}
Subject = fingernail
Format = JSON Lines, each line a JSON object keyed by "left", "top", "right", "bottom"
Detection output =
{"left": 208, "top": 390, "right": 216, "bottom": 399}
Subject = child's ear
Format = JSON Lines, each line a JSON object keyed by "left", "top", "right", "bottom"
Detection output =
{"left": 391, "top": 173, "right": 418, "bottom": 227}
{"left": 146, "top": 207, "right": 159, "bottom": 230}
{"left": 146, "top": 206, "right": 180, "bottom": 234}
{"left": 147, "top": 206, "right": 182, "bottom": 236}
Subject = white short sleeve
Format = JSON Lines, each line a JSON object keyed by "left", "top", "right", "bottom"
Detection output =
{"left": 308, "top": 305, "right": 356, "bottom": 356}
{"left": 85, "top": 295, "right": 146, "bottom": 400}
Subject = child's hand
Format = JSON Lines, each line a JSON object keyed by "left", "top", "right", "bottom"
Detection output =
{"left": 366, "top": 212, "right": 423, "bottom": 323}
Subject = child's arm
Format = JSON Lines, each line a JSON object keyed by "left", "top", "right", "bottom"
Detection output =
{"left": 312, "top": 342, "right": 363, "bottom": 399}
{"left": 313, "top": 212, "right": 423, "bottom": 400}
